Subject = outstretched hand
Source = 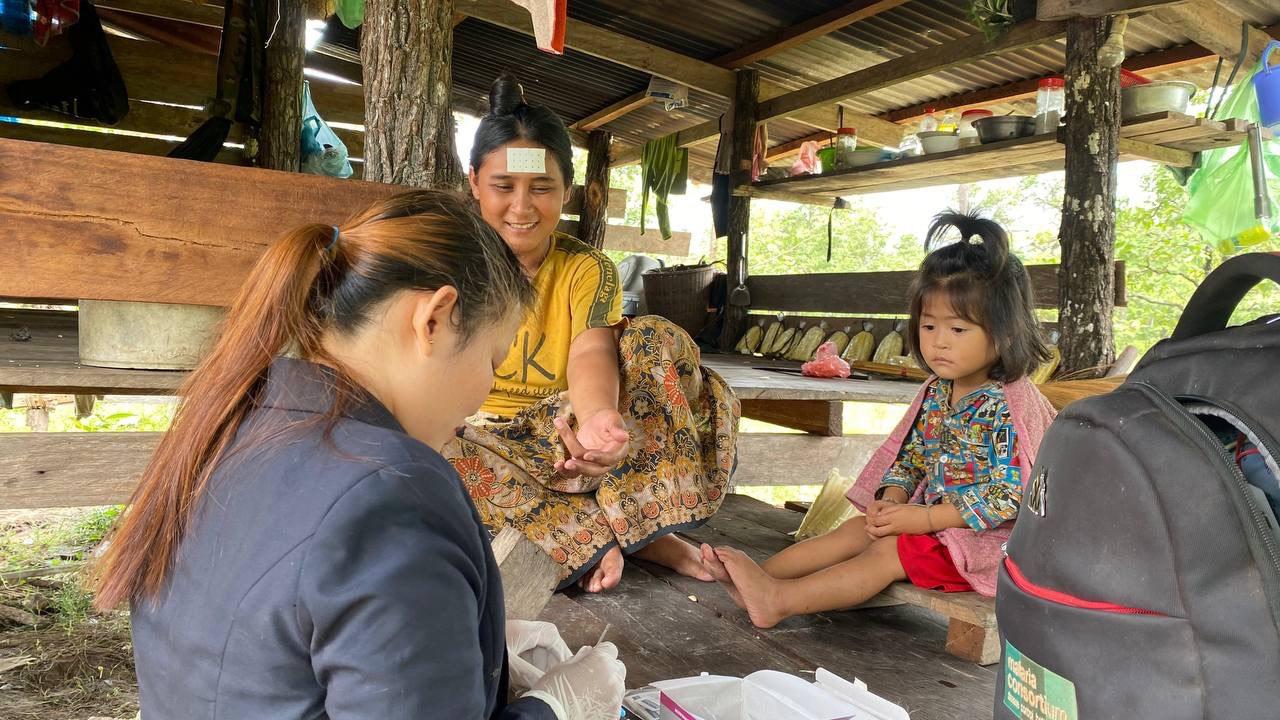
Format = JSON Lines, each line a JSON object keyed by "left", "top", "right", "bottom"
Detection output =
{"left": 553, "top": 409, "right": 629, "bottom": 479}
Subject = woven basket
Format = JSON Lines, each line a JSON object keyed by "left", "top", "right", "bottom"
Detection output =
{"left": 641, "top": 264, "right": 717, "bottom": 337}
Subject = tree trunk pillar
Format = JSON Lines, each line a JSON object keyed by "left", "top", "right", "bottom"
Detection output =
{"left": 259, "top": 0, "right": 307, "bottom": 171}
{"left": 1058, "top": 17, "right": 1119, "bottom": 374}
{"left": 580, "top": 129, "right": 612, "bottom": 250}
{"left": 361, "top": 0, "right": 464, "bottom": 188}
{"left": 720, "top": 69, "right": 758, "bottom": 351}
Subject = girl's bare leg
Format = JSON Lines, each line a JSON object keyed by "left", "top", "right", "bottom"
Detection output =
{"left": 709, "top": 537, "right": 906, "bottom": 628}
{"left": 761, "top": 515, "right": 875, "bottom": 579}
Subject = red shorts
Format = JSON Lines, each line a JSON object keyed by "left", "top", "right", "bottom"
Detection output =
{"left": 896, "top": 533, "right": 973, "bottom": 593}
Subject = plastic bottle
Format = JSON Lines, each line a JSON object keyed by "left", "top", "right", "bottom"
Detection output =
{"left": 938, "top": 110, "right": 958, "bottom": 133}
{"left": 919, "top": 107, "right": 940, "bottom": 132}
{"left": 1035, "top": 78, "right": 1066, "bottom": 134}
{"left": 958, "top": 109, "right": 993, "bottom": 147}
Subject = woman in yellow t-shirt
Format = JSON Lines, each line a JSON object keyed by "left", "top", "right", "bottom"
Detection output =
{"left": 442, "top": 73, "right": 740, "bottom": 593}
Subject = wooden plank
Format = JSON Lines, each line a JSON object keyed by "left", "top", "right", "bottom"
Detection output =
{"left": 703, "top": 353, "right": 919, "bottom": 403}
{"left": 556, "top": 220, "right": 693, "bottom": 256}
{"left": 0, "top": 138, "right": 402, "bottom": 307}
{"left": 881, "top": 583, "right": 997, "bottom": 628}
{"left": 742, "top": 186, "right": 842, "bottom": 207}
{"left": 1153, "top": 0, "right": 1273, "bottom": 68}
{"left": 739, "top": 399, "right": 843, "bottom": 436}
{"left": 95, "top": 0, "right": 224, "bottom": 26}
{"left": 712, "top": 0, "right": 913, "bottom": 68}
{"left": 0, "top": 432, "right": 155, "bottom": 509}
{"left": 562, "top": 186, "right": 627, "bottom": 220}
{"left": 1037, "top": 0, "right": 1189, "bottom": 21}
{"left": 757, "top": 20, "right": 1069, "bottom": 123}
{"left": 783, "top": 500, "right": 812, "bottom": 514}
{"left": 945, "top": 619, "right": 1001, "bottom": 665}
{"left": 569, "top": 91, "right": 657, "bottom": 132}
{"left": 492, "top": 528, "right": 560, "bottom": 621}
{"left": 733, "top": 433, "right": 885, "bottom": 487}
{"left": 1118, "top": 136, "right": 1195, "bottom": 167}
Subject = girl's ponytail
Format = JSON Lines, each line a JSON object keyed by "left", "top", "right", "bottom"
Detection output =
{"left": 93, "top": 224, "right": 338, "bottom": 609}
{"left": 925, "top": 210, "right": 1011, "bottom": 278}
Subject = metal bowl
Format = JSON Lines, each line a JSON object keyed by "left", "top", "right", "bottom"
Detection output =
{"left": 1121, "top": 80, "right": 1197, "bottom": 121}
{"left": 973, "top": 115, "right": 1036, "bottom": 144}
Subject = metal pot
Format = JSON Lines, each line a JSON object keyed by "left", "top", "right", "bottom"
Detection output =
{"left": 1121, "top": 80, "right": 1197, "bottom": 120}
{"left": 973, "top": 115, "right": 1036, "bottom": 144}
{"left": 79, "top": 299, "right": 224, "bottom": 370}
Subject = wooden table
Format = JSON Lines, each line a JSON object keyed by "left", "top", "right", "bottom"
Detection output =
{"left": 540, "top": 494, "right": 997, "bottom": 719}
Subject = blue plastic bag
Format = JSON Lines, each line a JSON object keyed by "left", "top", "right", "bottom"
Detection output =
{"left": 299, "top": 81, "right": 353, "bottom": 179}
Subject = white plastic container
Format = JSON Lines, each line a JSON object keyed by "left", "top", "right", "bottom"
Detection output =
{"left": 651, "top": 668, "right": 909, "bottom": 720}
{"left": 958, "top": 109, "right": 992, "bottom": 147}
{"left": 1035, "top": 77, "right": 1065, "bottom": 134}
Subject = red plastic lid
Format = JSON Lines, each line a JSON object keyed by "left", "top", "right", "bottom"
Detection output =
{"left": 924, "top": 106, "right": 938, "bottom": 113}
{"left": 836, "top": 127, "right": 857, "bottom": 135}
{"left": 1039, "top": 77, "right": 1065, "bottom": 88}
{"left": 961, "top": 109, "right": 993, "bottom": 118}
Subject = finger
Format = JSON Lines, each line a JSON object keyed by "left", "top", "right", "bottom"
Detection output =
{"left": 581, "top": 444, "right": 627, "bottom": 466}
{"left": 565, "top": 459, "right": 613, "bottom": 477}
{"left": 555, "top": 460, "right": 583, "bottom": 480}
{"left": 866, "top": 523, "right": 890, "bottom": 538}
{"left": 554, "top": 417, "right": 588, "bottom": 459}
{"left": 592, "top": 641, "right": 619, "bottom": 660}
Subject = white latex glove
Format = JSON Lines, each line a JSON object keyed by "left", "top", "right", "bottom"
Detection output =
{"left": 523, "top": 642, "right": 626, "bottom": 720}
{"left": 506, "top": 619, "right": 572, "bottom": 691}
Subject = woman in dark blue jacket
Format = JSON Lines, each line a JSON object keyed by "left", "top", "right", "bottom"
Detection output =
{"left": 92, "top": 190, "right": 625, "bottom": 719}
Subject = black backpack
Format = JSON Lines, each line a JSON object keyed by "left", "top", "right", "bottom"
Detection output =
{"left": 995, "top": 252, "right": 1280, "bottom": 720}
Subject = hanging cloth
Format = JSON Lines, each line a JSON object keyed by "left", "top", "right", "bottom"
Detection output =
{"left": 508, "top": 0, "right": 567, "bottom": 54}
{"left": 34, "top": 0, "right": 80, "bottom": 46}
{"left": 640, "top": 133, "right": 689, "bottom": 241}
{"left": 8, "top": 1, "right": 128, "bottom": 125}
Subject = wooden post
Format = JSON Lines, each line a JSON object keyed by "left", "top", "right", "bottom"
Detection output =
{"left": 1057, "top": 17, "right": 1118, "bottom": 375}
{"left": 720, "top": 69, "right": 758, "bottom": 351}
{"left": 361, "top": 0, "right": 464, "bottom": 189}
{"left": 259, "top": 0, "right": 307, "bottom": 172}
{"left": 579, "top": 129, "right": 612, "bottom": 249}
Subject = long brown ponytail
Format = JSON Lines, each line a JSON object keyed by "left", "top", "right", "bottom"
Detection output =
{"left": 93, "top": 190, "right": 534, "bottom": 609}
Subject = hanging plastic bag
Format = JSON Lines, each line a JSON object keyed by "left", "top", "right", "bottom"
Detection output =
{"left": 300, "top": 81, "right": 353, "bottom": 179}
{"left": 1183, "top": 57, "right": 1280, "bottom": 253}
{"left": 334, "top": 0, "right": 364, "bottom": 29}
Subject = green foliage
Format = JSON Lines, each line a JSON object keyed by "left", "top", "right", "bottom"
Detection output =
{"left": 0, "top": 400, "right": 175, "bottom": 433}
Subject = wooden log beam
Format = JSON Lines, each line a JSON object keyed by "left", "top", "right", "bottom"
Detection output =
{"left": 757, "top": 20, "right": 1069, "bottom": 123}
{"left": 1037, "top": 0, "right": 1189, "bottom": 21}
{"left": 96, "top": 6, "right": 221, "bottom": 55}
{"left": 260, "top": 0, "right": 308, "bottom": 171}
{"left": 94, "top": 0, "right": 224, "bottom": 26}
{"left": 721, "top": 69, "right": 757, "bottom": 351}
{"left": 1153, "top": 0, "right": 1273, "bottom": 68}
{"left": 570, "top": 92, "right": 656, "bottom": 132}
{"left": 578, "top": 129, "right": 612, "bottom": 249}
{"left": 1058, "top": 17, "right": 1120, "bottom": 375}
{"left": 739, "top": 399, "right": 843, "bottom": 436}
{"left": 712, "top": 0, "right": 913, "bottom": 69}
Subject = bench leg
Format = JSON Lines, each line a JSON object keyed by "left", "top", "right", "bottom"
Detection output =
{"left": 945, "top": 619, "right": 1000, "bottom": 665}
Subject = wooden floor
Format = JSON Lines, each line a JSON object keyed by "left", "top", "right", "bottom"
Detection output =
{"left": 541, "top": 494, "right": 996, "bottom": 720}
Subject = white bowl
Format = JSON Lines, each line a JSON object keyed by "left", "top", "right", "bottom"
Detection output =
{"left": 918, "top": 131, "right": 960, "bottom": 154}
{"left": 848, "top": 149, "right": 884, "bottom": 167}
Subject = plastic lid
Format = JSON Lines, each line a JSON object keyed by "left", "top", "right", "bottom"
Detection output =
{"left": 924, "top": 106, "right": 938, "bottom": 113}
{"left": 836, "top": 127, "right": 857, "bottom": 135}
{"left": 961, "top": 109, "right": 993, "bottom": 118}
{"left": 1039, "top": 77, "right": 1065, "bottom": 88}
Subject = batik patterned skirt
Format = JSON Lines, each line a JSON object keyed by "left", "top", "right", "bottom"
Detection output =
{"left": 443, "top": 316, "right": 739, "bottom": 588}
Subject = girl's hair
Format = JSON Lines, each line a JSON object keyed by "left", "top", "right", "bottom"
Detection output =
{"left": 470, "top": 71, "right": 574, "bottom": 185}
{"left": 92, "top": 190, "right": 535, "bottom": 609}
{"left": 907, "top": 210, "right": 1050, "bottom": 382}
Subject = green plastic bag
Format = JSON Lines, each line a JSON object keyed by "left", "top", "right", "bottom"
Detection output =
{"left": 1183, "top": 60, "right": 1280, "bottom": 253}
{"left": 335, "top": 0, "right": 364, "bottom": 29}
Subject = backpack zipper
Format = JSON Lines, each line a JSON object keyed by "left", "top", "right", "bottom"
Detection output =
{"left": 1135, "top": 383, "right": 1280, "bottom": 627}
{"left": 1004, "top": 557, "right": 1166, "bottom": 616}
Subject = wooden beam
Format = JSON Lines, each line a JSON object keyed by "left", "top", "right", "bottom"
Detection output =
{"left": 563, "top": 186, "right": 627, "bottom": 219}
{"left": 713, "top": 0, "right": 913, "bottom": 68}
{"left": 757, "top": 20, "right": 1068, "bottom": 123}
{"left": 1118, "top": 136, "right": 1194, "bottom": 166}
{"left": 741, "top": 186, "right": 842, "bottom": 207}
{"left": 1037, "top": 0, "right": 1189, "bottom": 21}
{"left": 571, "top": 92, "right": 657, "bottom": 131}
{"left": 578, "top": 129, "right": 613, "bottom": 249}
{"left": 0, "top": 138, "right": 401, "bottom": 306}
{"left": 721, "top": 69, "right": 757, "bottom": 350}
{"left": 740, "top": 399, "right": 843, "bottom": 436}
{"left": 732, "top": 433, "right": 884, "bottom": 487}
{"left": 556, "top": 220, "right": 694, "bottom": 256}
{"left": 1153, "top": 0, "right": 1273, "bottom": 68}
{"left": 492, "top": 528, "right": 560, "bottom": 621}
{"left": 765, "top": 131, "right": 834, "bottom": 161}
{"left": 96, "top": 6, "right": 221, "bottom": 55}
{"left": 94, "top": 0, "right": 224, "bottom": 26}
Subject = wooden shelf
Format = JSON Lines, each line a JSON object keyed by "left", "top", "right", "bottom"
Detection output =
{"left": 752, "top": 112, "right": 1260, "bottom": 199}
{"left": 0, "top": 308, "right": 183, "bottom": 395}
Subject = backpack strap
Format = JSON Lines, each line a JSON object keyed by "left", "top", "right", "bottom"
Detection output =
{"left": 1172, "top": 252, "right": 1280, "bottom": 340}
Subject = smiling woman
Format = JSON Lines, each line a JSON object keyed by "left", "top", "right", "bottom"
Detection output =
{"left": 444, "top": 73, "right": 740, "bottom": 594}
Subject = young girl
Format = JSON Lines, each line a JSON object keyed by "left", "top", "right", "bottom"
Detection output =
{"left": 702, "top": 210, "right": 1058, "bottom": 629}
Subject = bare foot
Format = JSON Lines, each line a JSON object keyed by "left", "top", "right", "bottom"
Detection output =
{"left": 578, "top": 546, "right": 624, "bottom": 593}
{"left": 715, "top": 547, "right": 788, "bottom": 629}
{"left": 700, "top": 543, "right": 744, "bottom": 606}
{"left": 633, "top": 534, "right": 713, "bottom": 582}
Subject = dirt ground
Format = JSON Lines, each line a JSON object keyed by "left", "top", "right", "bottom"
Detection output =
{"left": 0, "top": 509, "right": 138, "bottom": 720}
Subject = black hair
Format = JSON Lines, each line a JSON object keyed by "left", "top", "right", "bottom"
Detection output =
{"left": 906, "top": 210, "right": 1051, "bottom": 382}
{"left": 470, "top": 72, "right": 574, "bottom": 185}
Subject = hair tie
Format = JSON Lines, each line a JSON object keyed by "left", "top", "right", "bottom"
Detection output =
{"left": 325, "top": 225, "right": 340, "bottom": 253}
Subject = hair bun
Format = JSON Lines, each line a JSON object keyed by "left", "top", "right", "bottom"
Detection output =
{"left": 489, "top": 72, "right": 527, "bottom": 116}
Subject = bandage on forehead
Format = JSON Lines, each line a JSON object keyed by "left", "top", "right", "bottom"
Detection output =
{"left": 506, "top": 147, "right": 547, "bottom": 174}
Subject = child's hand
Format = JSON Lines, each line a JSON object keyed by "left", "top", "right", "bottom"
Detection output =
{"left": 866, "top": 504, "right": 932, "bottom": 538}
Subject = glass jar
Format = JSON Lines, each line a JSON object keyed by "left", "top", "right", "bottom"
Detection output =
{"left": 1035, "top": 78, "right": 1066, "bottom": 134}
{"left": 919, "top": 107, "right": 940, "bottom": 132}
{"left": 958, "top": 109, "right": 992, "bottom": 147}
{"left": 834, "top": 127, "right": 858, "bottom": 169}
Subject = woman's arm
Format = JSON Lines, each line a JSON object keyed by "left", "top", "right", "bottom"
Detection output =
{"left": 556, "top": 327, "right": 628, "bottom": 478}
{"left": 300, "top": 463, "right": 557, "bottom": 720}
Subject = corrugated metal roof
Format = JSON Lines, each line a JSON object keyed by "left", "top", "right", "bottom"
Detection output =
{"left": 443, "top": 1, "right": 1279, "bottom": 161}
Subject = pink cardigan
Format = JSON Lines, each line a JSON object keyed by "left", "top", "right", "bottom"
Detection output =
{"left": 845, "top": 377, "right": 1057, "bottom": 596}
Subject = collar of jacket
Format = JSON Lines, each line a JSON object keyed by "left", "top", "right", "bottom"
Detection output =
{"left": 259, "top": 357, "right": 404, "bottom": 433}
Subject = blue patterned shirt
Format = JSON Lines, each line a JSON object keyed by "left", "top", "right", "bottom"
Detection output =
{"left": 878, "top": 379, "right": 1022, "bottom": 531}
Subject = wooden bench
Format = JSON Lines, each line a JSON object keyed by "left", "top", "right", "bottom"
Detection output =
{"left": 784, "top": 500, "right": 999, "bottom": 664}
